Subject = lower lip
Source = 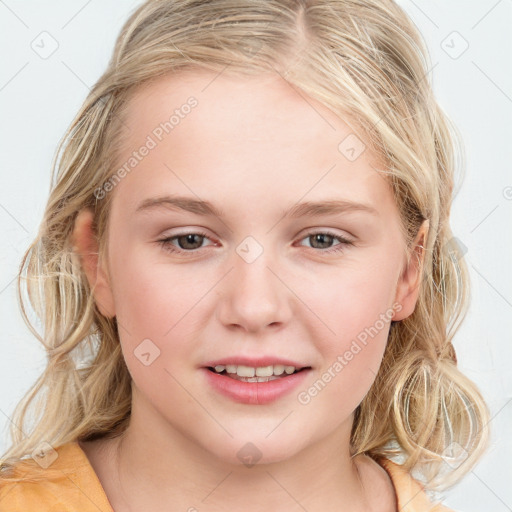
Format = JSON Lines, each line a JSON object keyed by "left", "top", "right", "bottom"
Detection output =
{"left": 202, "top": 368, "right": 311, "bottom": 405}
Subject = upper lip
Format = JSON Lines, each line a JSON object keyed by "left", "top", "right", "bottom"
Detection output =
{"left": 203, "top": 357, "right": 311, "bottom": 370}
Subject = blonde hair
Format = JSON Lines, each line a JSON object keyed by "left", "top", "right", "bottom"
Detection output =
{"left": 1, "top": 0, "right": 489, "bottom": 492}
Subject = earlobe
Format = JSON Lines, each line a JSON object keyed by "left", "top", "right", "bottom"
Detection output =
{"left": 392, "top": 220, "right": 429, "bottom": 321}
{"left": 71, "top": 208, "right": 116, "bottom": 318}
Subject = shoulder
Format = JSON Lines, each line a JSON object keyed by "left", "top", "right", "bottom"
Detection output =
{"left": 376, "top": 457, "right": 455, "bottom": 512}
{"left": 0, "top": 441, "right": 113, "bottom": 512}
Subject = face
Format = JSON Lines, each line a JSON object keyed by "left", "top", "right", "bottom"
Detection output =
{"left": 84, "top": 69, "right": 423, "bottom": 466}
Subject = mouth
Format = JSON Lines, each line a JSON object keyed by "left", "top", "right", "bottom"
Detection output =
{"left": 206, "top": 364, "right": 312, "bottom": 383}
{"left": 202, "top": 364, "right": 313, "bottom": 405}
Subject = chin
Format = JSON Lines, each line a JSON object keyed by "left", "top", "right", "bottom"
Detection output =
{"left": 206, "top": 433, "right": 306, "bottom": 468}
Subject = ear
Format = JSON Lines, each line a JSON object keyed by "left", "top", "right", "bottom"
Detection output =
{"left": 392, "top": 220, "right": 429, "bottom": 321}
{"left": 71, "top": 208, "right": 116, "bottom": 318}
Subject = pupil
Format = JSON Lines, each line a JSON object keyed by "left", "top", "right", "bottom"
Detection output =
{"left": 312, "top": 233, "right": 332, "bottom": 249}
{"left": 179, "top": 234, "right": 203, "bottom": 249}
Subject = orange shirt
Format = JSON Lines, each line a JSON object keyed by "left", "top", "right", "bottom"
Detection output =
{"left": 0, "top": 441, "right": 454, "bottom": 511}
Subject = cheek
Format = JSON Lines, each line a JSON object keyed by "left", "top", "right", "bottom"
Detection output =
{"left": 107, "top": 244, "right": 223, "bottom": 383}
{"left": 109, "top": 239, "right": 204, "bottom": 326}
{"left": 317, "top": 257, "right": 398, "bottom": 342}
{"left": 109, "top": 258, "right": 204, "bottom": 406}
{"left": 303, "top": 257, "right": 398, "bottom": 406}
{"left": 299, "top": 306, "right": 391, "bottom": 422}
{"left": 106, "top": 246, "right": 195, "bottom": 358}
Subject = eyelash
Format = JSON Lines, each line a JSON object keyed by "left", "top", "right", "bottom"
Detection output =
{"left": 157, "top": 230, "right": 354, "bottom": 256}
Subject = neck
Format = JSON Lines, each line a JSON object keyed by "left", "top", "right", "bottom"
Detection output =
{"left": 89, "top": 391, "right": 376, "bottom": 512}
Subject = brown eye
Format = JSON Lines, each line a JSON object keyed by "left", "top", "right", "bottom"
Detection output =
{"left": 298, "top": 231, "right": 354, "bottom": 254}
{"left": 158, "top": 230, "right": 213, "bottom": 255}
{"left": 175, "top": 233, "right": 205, "bottom": 250}
{"left": 308, "top": 233, "right": 335, "bottom": 249}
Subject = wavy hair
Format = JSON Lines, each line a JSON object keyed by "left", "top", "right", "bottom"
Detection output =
{"left": 0, "top": 0, "right": 489, "bottom": 492}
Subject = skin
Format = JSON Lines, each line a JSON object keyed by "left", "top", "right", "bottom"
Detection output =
{"left": 73, "top": 69, "right": 428, "bottom": 512}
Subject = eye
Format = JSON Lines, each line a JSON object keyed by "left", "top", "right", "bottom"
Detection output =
{"left": 297, "top": 230, "right": 354, "bottom": 254}
{"left": 157, "top": 230, "right": 214, "bottom": 255}
{"left": 157, "top": 229, "right": 354, "bottom": 257}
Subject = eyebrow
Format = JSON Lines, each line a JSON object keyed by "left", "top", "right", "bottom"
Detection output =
{"left": 135, "top": 195, "right": 379, "bottom": 218}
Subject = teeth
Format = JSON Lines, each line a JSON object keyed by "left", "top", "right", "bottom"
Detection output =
{"left": 236, "top": 365, "right": 255, "bottom": 377}
{"left": 212, "top": 364, "right": 301, "bottom": 376}
{"left": 273, "top": 364, "right": 285, "bottom": 375}
{"left": 236, "top": 375, "right": 281, "bottom": 382}
{"left": 255, "top": 366, "right": 273, "bottom": 377}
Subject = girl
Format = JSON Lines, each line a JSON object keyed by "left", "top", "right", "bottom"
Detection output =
{"left": 0, "top": 0, "right": 490, "bottom": 510}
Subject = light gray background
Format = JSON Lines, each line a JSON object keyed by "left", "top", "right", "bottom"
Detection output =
{"left": 0, "top": 1, "right": 511, "bottom": 510}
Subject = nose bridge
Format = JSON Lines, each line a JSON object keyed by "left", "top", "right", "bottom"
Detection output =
{"left": 217, "top": 235, "right": 291, "bottom": 332}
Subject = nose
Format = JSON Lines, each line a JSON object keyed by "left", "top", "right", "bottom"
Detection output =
{"left": 216, "top": 245, "right": 292, "bottom": 334}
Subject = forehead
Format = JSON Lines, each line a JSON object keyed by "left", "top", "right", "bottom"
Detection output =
{"left": 112, "top": 68, "right": 393, "bottom": 217}
{"left": 121, "top": 67, "right": 375, "bottom": 161}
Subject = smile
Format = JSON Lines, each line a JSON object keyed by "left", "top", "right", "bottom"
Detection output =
{"left": 202, "top": 366, "right": 312, "bottom": 405}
